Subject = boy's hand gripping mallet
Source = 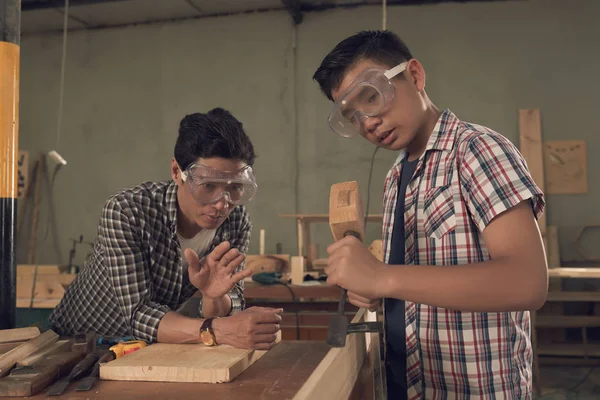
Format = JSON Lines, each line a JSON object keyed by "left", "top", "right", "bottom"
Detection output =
{"left": 326, "top": 181, "right": 381, "bottom": 347}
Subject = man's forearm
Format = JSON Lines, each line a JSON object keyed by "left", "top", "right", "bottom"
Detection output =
{"left": 202, "top": 294, "right": 232, "bottom": 318}
{"left": 157, "top": 312, "right": 203, "bottom": 343}
{"left": 379, "top": 257, "right": 547, "bottom": 313}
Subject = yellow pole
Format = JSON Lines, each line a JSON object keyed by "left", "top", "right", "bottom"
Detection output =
{"left": 0, "top": 0, "right": 21, "bottom": 329}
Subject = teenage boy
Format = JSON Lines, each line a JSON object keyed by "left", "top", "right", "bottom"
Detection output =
{"left": 313, "top": 30, "right": 547, "bottom": 399}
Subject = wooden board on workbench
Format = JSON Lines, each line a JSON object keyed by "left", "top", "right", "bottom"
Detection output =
{"left": 100, "top": 334, "right": 281, "bottom": 384}
{"left": 293, "top": 308, "right": 377, "bottom": 400}
{"left": 0, "top": 327, "right": 39, "bottom": 344}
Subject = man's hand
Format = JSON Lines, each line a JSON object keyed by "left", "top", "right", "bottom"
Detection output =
{"left": 347, "top": 291, "right": 382, "bottom": 311}
{"left": 212, "top": 307, "right": 283, "bottom": 350}
{"left": 185, "top": 241, "right": 252, "bottom": 300}
{"left": 325, "top": 235, "right": 389, "bottom": 299}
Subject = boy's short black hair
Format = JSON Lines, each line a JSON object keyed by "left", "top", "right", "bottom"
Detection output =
{"left": 313, "top": 30, "right": 413, "bottom": 101}
{"left": 174, "top": 108, "right": 256, "bottom": 170}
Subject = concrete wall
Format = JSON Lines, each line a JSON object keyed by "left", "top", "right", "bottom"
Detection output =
{"left": 17, "top": 0, "right": 600, "bottom": 267}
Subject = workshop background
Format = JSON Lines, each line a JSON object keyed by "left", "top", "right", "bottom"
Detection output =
{"left": 11, "top": 0, "right": 600, "bottom": 398}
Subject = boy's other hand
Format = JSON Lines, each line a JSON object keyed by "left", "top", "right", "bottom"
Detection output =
{"left": 347, "top": 291, "right": 382, "bottom": 311}
{"left": 325, "top": 235, "right": 389, "bottom": 299}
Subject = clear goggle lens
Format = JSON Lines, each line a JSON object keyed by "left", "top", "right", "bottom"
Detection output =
{"left": 181, "top": 164, "right": 258, "bottom": 206}
{"left": 327, "top": 62, "right": 407, "bottom": 138}
{"left": 328, "top": 84, "right": 387, "bottom": 138}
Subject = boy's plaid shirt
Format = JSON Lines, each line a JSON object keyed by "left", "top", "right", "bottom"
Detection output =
{"left": 382, "top": 109, "right": 545, "bottom": 399}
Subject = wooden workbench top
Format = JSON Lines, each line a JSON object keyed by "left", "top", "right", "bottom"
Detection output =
{"left": 244, "top": 281, "right": 343, "bottom": 301}
{"left": 4, "top": 341, "right": 331, "bottom": 400}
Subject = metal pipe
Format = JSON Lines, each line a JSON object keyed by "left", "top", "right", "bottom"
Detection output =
{"left": 0, "top": 0, "right": 21, "bottom": 329}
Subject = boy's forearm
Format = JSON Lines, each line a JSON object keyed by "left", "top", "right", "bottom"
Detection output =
{"left": 379, "top": 257, "right": 547, "bottom": 312}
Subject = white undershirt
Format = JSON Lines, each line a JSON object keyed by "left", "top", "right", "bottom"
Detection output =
{"left": 177, "top": 229, "right": 217, "bottom": 269}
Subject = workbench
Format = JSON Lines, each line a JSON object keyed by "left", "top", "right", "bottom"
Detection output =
{"left": 1, "top": 340, "right": 375, "bottom": 400}
{"left": 245, "top": 281, "right": 358, "bottom": 340}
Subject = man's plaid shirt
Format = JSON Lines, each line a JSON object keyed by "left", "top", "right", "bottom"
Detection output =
{"left": 382, "top": 109, "right": 545, "bottom": 399}
{"left": 49, "top": 180, "right": 250, "bottom": 343}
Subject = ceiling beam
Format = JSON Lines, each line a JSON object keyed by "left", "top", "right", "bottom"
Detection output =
{"left": 21, "top": 0, "right": 130, "bottom": 12}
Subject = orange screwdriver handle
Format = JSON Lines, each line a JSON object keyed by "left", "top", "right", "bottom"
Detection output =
{"left": 109, "top": 340, "right": 147, "bottom": 358}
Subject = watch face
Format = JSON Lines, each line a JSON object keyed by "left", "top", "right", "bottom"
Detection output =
{"left": 200, "top": 330, "right": 215, "bottom": 346}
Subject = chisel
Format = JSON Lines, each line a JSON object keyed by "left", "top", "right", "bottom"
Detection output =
{"left": 46, "top": 352, "right": 98, "bottom": 396}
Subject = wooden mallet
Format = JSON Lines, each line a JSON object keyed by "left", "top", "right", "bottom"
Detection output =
{"left": 326, "top": 181, "right": 366, "bottom": 347}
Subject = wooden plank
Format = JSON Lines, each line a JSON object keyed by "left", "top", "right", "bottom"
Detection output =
{"left": 537, "top": 343, "right": 600, "bottom": 357}
{"left": 0, "top": 327, "right": 39, "bottom": 344}
{"left": 546, "top": 226, "right": 560, "bottom": 269}
{"left": 519, "top": 108, "right": 546, "bottom": 232}
{"left": 292, "top": 309, "right": 374, "bottom": 400}
{"left": 297, "top": 219, "right": 304, "bottom": 258}
{"left": 0, "top": 343, "right": 23, "bottom": 355}
{"left": 543, "top": 140, "right": 588, "bottom": 194}
{"left": 16, "top": 265, "right": 62, "bottom": 276}
{"left": 546, "top": 291, "right": 600, "bottom": 302}
{"left": 100, "top": 332, "right": 282, "bottom": 383}
{"left": 0, "top": 330, "right": 58, "bottom": 378}
{"left": 548, "top": 268, "right": 600, "bottom": 279}
{"left": 291, "top": 256, "right": 305, "bottom": 285}
{"left": 0, "top": 351, "right": 83, "bottom": 397}
{"left": 539, "top": 356, "right": 600, "bottom": 366}
{"left": 259, "top": 229, "right": 265, "bottom": 255}
{"left": 535, "top": 315, "right": 600, "bottom": 328}
{"left": 16, "top": 277, "right": 66, "bottom": 309}
{"left": 280, "top": 214, "right": 383, "bottom": 223}
{"left": 17, "top": 339, "right": 73, "bottom": 367}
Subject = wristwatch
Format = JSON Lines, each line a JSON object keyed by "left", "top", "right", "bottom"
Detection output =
{"left": 199, "top": 318, "right": 217, "bottom": 346}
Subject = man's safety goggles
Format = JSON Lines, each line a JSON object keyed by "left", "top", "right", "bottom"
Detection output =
{"left": 327, "top": 62, "right": 408, "bottom": 138}
{"left": 179, "top": 163, "right": 258, "bottom": 206}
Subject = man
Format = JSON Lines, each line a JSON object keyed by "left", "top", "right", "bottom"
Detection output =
{"left": 313, "top": 31, "right": 547, "bottom": 399}
{"left": 50, "top": 108, "right": 282, "bottom": 350}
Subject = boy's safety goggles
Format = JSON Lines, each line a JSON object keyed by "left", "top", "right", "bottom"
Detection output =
{"left": 327, "top": 62, "right": 407, "bottom": 138}
{"left": 179, "top": 163, "right": 258, "bottom": 206}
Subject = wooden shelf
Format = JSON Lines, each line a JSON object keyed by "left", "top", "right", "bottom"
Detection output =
{"left": 279, "top": 214, "right": 383, "bottom": 223}
{"left": 546, "top": 291, "right": 600, "bottom": 302}
{"left": 538, "top": 343, "right": 600, "bottom": 357}
{"left": 548, "top": 268, "right": 600, "bottom": 279}
{"left": 536, "top": 315, "right": 600, "bottom": 328}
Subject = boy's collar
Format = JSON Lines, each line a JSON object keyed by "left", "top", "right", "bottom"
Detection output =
{"left": 392, "top": 108, "right": 459, "bottom": 167}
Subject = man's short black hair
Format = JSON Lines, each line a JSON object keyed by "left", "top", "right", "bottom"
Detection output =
{"left": 313, "top": 30, "right": 413, "bottom": 101}
{"left": 174, "top": 107, "right": 256, "bottom": 170}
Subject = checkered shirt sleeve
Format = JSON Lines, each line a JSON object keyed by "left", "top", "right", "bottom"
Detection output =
{"left": 99, "top": 197, "right": 173, "bottom": 342}
{"left": 458, "top": 130, "right": 545, "bottom": 231}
